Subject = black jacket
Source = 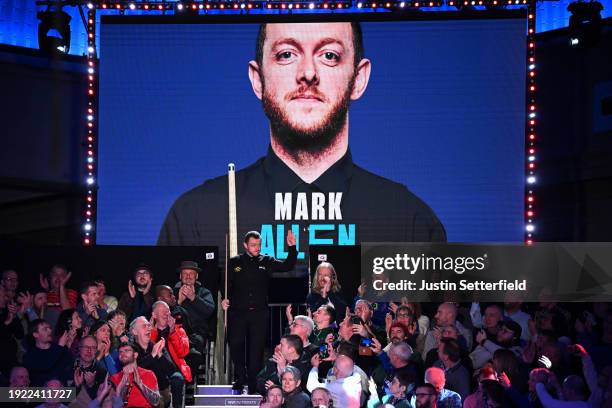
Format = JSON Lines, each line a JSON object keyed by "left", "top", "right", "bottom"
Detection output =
{"left": 225, "top": 246, "right": 298, "bottom": 311}
{"left": 256, "top": 352, "right": 311, "bottom": 396}
{"left": 134, "top": 340, "right": 178, "bottom": 390}
{"left": 173, "top": 282, "right": 215, "bottom": 340}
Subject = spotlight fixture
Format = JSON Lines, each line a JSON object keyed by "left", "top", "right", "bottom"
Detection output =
{"left": 37, "top": 4, "right": 72, "bottom": 55}
{"left": 568, "top": 0, "right": 603, "bottom": 47}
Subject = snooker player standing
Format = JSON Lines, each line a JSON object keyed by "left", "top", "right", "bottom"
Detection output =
{"left": 221, "top": 229, "right": 298, "bottom": 394}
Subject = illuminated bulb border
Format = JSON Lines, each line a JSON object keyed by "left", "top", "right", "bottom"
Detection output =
{"left": 83, "top": 0, "right": 536, "bottom": 246}
{"left": 525, "top": 3, "right": 537, "bottom": 245}
{"left": 84, "top": 1, "right": 538, "bottom": 11}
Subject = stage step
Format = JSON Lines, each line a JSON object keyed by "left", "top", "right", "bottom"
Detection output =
{"left": 190, "top": 385, "right": 262, "bottom": 407}
{"left": 196, "top": 385, "right": 239, "bottom": 395}
{"left": 193, "top": 394, "right": 262, "bottom": 406}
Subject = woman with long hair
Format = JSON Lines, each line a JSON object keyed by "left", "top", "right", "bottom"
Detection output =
{"left": 306, "top": 262, "right": 347, "bottom": 323}
{"left": 54, "top": 308, "right": 83, "bottom": 358}
{"left": 91, "top": 320, "right": 120, "bottom": 375}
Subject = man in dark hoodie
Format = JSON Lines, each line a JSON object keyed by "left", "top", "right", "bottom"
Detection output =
{"left": 173, "top": 261, "right": 215, "bottom": 347}
{"left": 23, "top": 319, "right": 73, "bottom": 386}
{"left": 118, "top": 264, "right": 154, "bottom": 321}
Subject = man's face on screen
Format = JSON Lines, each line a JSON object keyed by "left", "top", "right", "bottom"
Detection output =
{"left": 256, "top": 23, "right": 360, "bottom": 154}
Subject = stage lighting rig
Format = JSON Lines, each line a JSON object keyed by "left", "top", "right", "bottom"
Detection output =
{"left": 568, "top": 0, "right": 604, "bottom": 47}
{"left": 37, "top": 0, "right": 73, "bottom": 55}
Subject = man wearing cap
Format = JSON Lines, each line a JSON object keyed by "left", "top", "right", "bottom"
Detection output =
{"left": 118, "top": 264, "right": 155, "bottom": 321}
{"left": 221, "top": 229, "right": 297, "bottom": 394}
{"left": 469, "top": 319, "right": 523, "bottom": 370}
{"left": 173, "top": 260, "right": 215, "bottom": 350}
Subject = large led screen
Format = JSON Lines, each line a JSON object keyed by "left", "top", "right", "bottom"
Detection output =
{"left": 97, "top": 13, "right": 527, "bottom": 260}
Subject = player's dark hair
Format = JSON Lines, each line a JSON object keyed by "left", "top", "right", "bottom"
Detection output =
{"left": 244, "top": 230, "right": 262, "bottom": 243}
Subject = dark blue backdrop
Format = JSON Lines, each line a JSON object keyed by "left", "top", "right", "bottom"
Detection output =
{"left": 98, "top": 17, "right": 526, "bottom": 245}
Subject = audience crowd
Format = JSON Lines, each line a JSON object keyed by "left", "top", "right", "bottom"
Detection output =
{"left": 1, "top": 262, "right": 611, "bottom": 408}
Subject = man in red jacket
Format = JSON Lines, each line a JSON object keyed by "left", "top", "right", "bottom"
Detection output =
{"left": 150, "top": 300, "right": 192, "bottom": 384}
{"left": 111, "top": 342, "right": 161, "bottom": 408}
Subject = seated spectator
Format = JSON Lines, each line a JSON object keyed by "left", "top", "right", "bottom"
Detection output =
{"left": 367, "top": 371, "right": 412, "bottom": 408}
{"left": 130, "top": 316, "right": 184, "bottom": 408}
{"left": 541, "top": 341, "right": 573, "bottom": 382}
{"left": 1, "top": 269, "right": 19, "bottom": 303}
{"left": 310, "top": 305, "right": 337, "bottom": 347}
{"left": 150, "top": 301, "right": 192, "bottom": 384}
{"left": 23, "top": 319, "right": 73, "bottom": 386}
{"left": 424, "top": 324, "right": 469, "bottom": 370}
{"left": 332, "top": 313, "right": 380, "bottom": 376}
{"left": 257, "top": 334, "right": 310, "bottom": 395}
{"left": 9, "top": 366, "right": 34, "bottom": 408}
{"left": 0, "top": 284, "right": 24, "bottom": 374}
{"left": 93, "top": 277, "right": 118, "bottom": 313}
{"left": 35, "top": 378, "right": 69, "bottom": 408}
{"left": 106, "top": 310, "right": 129, "bottom": 351}
{"left": 387, "top": 305, "right": 420, "bottom": 338}
{"left": 536, "top": 374, "right": 589, "bottom": 408}
{"left": 21, "top": 289, "right": 48, "bottom": 322}
{"left": 72, "top": 336, "right": 108, "bottom": 402}
{"left": 287, "top": 314, "right": 319, "bottom": 358}
{"left": 355, "top": 274, "right": 392, "bottom": 329}
{"left": 306, "top": 262, "right": 347, "bottom": 323}
{"left": 399, "top": 302, "right": 430, "bottom": 340}
{"left": 117, "top": 264, "right": 154, "bottom": 321}
{"left": 492, "top": 348, "right": 528, "bottom": 394}
{"left": 370, "top": 338, "right": 419, "bottom": 398}
{"left": 155, "top": 285, "right": 200, "bottom": 345}
{"left": 434, "top": 338, "right": 470, "bottom": 400}
{"left": 260, "top": 385, "right": 284, "bottom": 408}
{"left": 413, "top": 367, "right": 462, "bottom": 408}
{"left": 110, "top": 342, "right": 161, "bottom": 408}
{"left": 480, "top": 380, "right": 505, "bottom": 408}
{"left": 575, "top": 310, "right": 612, "bottom": 371}
{"left": 463, "top": 366, "right": 498, "bottom": 408}
{"left": 506, "top": 367, "right": 559, "bottom": 407}
{"left": 414, "top": 383, "right": 438, "bottom": 408}
{"left": 10, "top": 366, "right": 30, "bottom": 387}
{"left": 423, "top": 303, "right": 472, "bottom": 357}
{"left": 90, "top": 321, "right": 120, "bottom": 375}
{"left": 40, "top": 265, "right": 78, "bottom": 328}
{"left": 470, "top": 320, "right": 523, "bottom": 370}
{"left": 383, "top": 321, "right": 412, "bottom": 352}
{"left": 280, "top": 366, "right": 310, "bottom": 408}
{"left": 8, "top": 367, "right": 33, "bottom": 408}
{"left": 310, "top": 387, "right": 332, "bottom": 408}
{"left": 469, "top": 303, "right": 504, "bottom": 339}
{"left": 353, "top": 300, "right": 387, "bottom": 344}
{"left": 155, "top": 285, "right": 203, "bottom": 382}
{"left": 307, "top": 353, "right": 362, "bottom": 408}
{"left": 85, "top": 375, "right": 123, "bottom": 408}
{"left": 54, "top": 308, "right": 83, "bottom": 358}
{"left": 77, "top": 282, "right": 108, "bottom": 330}
{"left": 173, "top": 261, "right": 215, "bottom": 348}
{"left": 504, "top": 299, "right": 533, "bottom": 343}
{"left": 534, "top": 300, "right": 571, "bottom": 339}
{"left": 561, "top": 344, "right": 606, "bottom": 408}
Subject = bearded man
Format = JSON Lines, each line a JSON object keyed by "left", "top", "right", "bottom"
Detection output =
{"left": 158, "top": 22, "right": 445, "bottom": 249}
